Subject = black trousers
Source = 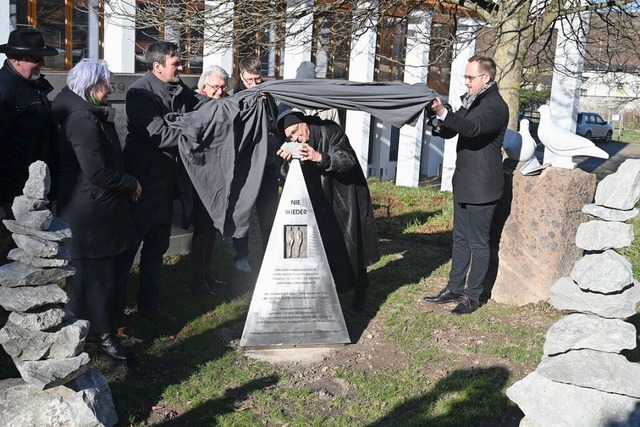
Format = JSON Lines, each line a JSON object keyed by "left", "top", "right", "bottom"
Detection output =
{"left": 191, "top": 187, "right": 216, "bottom": 284}
{"left": 66, "top": 257, "right": 118, "bottom": 334}
{"left": 233, "top": 164, "right": 279, "bottom": 260}
{"left": 447, "top": 201, "right": 497, "bottom": 301}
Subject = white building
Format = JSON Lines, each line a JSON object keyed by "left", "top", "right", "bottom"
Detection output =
{"left": 0, "top": 0, "right": 488, "bottom": 188}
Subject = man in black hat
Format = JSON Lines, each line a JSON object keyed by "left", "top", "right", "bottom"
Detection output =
{"left": 276, "top": 111, "right": 380, "bottom": 312}
{"left": 0, "top": 28, "right": 59, "bottom": 264}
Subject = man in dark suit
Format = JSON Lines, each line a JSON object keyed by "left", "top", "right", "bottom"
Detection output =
{"left": 423, "top": 54, "right": 509, "bottom": 315}
{"left": 0, "top": 29, "right": 59, "bottom": 264}
{"left": 118, "top": 41, "right": 200, "bottom": 322}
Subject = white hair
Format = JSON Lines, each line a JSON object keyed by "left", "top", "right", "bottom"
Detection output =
{"left": 66, "top": 59, "right": 112, "bottom": 101}
{"left": 197, "top": 65, "right": 229, "bottom": 91}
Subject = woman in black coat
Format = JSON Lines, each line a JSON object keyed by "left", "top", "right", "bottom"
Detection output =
{"left": 52, "top": 59, "right": 141, "bottom": 361}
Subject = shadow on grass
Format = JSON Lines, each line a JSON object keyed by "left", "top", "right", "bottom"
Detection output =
{"left": 365, "top": 367, "right": 522, "bottom": 427}
{"left": 157, "top": 375, "right": 279, "bottom": 426}
{"left": 342, "top": 210, "right": 453, "bottom": 343}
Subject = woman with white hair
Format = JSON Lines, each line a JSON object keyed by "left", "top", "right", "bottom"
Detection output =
{"left": 197, "top": 64, "right": 229, "bottom": 99}
{"left": 52, "top": 59, "right": 141, "bottom": 361}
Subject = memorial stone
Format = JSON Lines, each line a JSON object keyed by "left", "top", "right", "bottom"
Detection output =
{"left": 240, "top": 158, "right": 350, "bottom": 347}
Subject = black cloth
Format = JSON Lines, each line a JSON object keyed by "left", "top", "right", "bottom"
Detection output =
{"left": 296, "top": 116, "right": 380, "bottom": 293}
{"left": 0, "top": 60, "right": 58, "bottom": 263}
{"left": 430, "top": 83, "right": 509, "bottom": 300}
{"left": 52, "top": 86, "right": 138, "bottom": 259}
{"left": 431, "top": 83, "right": 509, "bottom": 204}
{"left": 0, "top": 60, "right": 58, "bottom": 205}
{"left": 65, "top": 257, "right": 118, "bottom": 334}
{"left": 168, "top": 80, "right": 437, "bottom": 241}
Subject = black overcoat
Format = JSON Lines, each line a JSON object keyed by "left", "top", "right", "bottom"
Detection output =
{"left": 52, "top": 86, "right": 138, "bottom": 259}
{"left": 298, "top": 117, "right": 380, "bottom": 293}
{"left": 434, "top": 84, "right": 509, "bottom": 204}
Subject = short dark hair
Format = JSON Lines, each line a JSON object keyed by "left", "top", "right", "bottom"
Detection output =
{"left": 145, "top": 41, "right": 180, "bottom": 69}
{"left": 468, "top": 54, "right": 497, "bottom": 81}
{"left": 239, "top": 56, "right": 261, "bottom": 75}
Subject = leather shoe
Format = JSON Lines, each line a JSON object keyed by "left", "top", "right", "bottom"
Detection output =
{"left": 139, "top": 306, "right": 177, "bottom": 322}
{"left": 88, "top": 333, "right": 127, "bottom": 361}
{"left": 423, "top": 288, "right": 463, "bottom": 304}
{"left": 452, "top": 295, "right": 479, "bottom": 315}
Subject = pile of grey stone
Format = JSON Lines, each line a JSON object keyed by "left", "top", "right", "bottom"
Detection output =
{"left": 0, "top": 161, "right": 117, "bottom": 427}
{"left": 508, "top": 159, "right": 640, "bottom": 426}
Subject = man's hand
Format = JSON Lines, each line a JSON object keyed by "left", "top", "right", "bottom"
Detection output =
{"left": 430, "top": 97, "right": 447, "bottom": 117}
{"left": 298, "top": 143, "right": 321, "bottom": 163}
{"left": 132, "top": 182, "right": 142, "bottom": 201}
{"left": 277, "top": 148, "right": 293, "bottom": 162}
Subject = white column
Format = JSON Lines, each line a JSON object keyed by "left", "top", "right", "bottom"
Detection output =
{"left": 103, "top": 0, "right": 136, "bottom": 73}
{"left": 282, "top": 0, "right": 313, "bottom": 79}
{"left": 546, "top": 11, "right": 589, "bottom": 164}
{"left": 0, "top": 1, "right": 11, "bottom": 63}
{"left": 87, "top": 0, "right": 100, "bottom": 61}
{"left": 396, "top": 11, "right": 432, "bottom": 187}
{"left": 345, "top": 1, "right": 377, "bottom": 176}
{"left": 202, "top": 0, "right": 234, "bottom": 74}
{"left": 440, "top": 18, "right": 479, "bottom": 192}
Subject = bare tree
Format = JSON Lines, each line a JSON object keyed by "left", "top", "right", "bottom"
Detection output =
{"left": 99, "top": 0, "right": 640, "bottom": 128}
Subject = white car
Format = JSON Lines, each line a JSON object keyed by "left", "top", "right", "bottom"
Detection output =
{"left": 576, "top": 112, "right": 613, "bottom": 143}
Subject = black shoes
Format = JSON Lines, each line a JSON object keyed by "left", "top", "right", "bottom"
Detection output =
{"left": 452, "top": 295, "right": 479, "bottom": 315}
{"left": 87, "top": 333, "right": 128, "bottom": 361}
{"left": 423, "top": 288, "right": 463, "bottom": 304}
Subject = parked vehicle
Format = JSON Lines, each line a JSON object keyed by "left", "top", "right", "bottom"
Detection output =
{"left": 576, "top": 112, "right": 613, "bottom": 142}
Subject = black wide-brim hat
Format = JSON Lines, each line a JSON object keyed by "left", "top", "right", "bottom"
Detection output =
{"left": 0, "top": 28, "right": 58, "bottom": 56}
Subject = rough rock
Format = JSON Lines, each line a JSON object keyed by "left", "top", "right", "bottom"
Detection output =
{"left": 12, "top": 209, "right": 53, "bottom": 231}
{"left": 0, "top": 285, "right": 69, "bottom": 312}
{"left": 582, "top": 203, "right": 639, "bottom": 222}
{"left": 7, "top": 307, "right": 70, "bottom": 331}
{"left": 575, "top": 220, "right": 634, "bottom": 251}
{"left": 14, "top": 352, "right": 90, "bottom": 390}
{"left": 550, "top": 277, "right": 640, "bottom": 318}
{"left": 0, "top": 369, "right": 117, "bottom": 426}
{"left": 22, "top": 161, "right": 50, "bottom": 200}
{"left": 507, "top": 372, "right": 640, "bottom": 427}
{"left": 595, "top": 158, "right": 640, "bottom": 210}
{"left": 0, "top": 262, "right": 76, "bottom": 287}
{"left": 11, "top": 233, "right": 63, "bottom": 258}
{"left": 543, "top": 313, "right": 636, "bottom": 355}
{"left": 2, "top": 217, "right": 72, "bottom": 241}
{"left": 537, "top": 349, "right": 640, "bottom": 398}
{"left": 570, "top": 250, "right": 633, "bottom": 294}
{"left": 490, "top": 167, "right": 596, "bottom": 305}
{"left": 0, "top": 318, "right": 89, "bottom": 361}
{"left": 11, "top": 195, "right": 49, "bottom": 213}
{"left": 7, "top": 248, "right": 69, "bottom": 268}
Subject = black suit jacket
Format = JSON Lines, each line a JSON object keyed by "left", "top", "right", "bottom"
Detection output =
{"left": 433, "top": 84, "right": 509, "bottom": 204}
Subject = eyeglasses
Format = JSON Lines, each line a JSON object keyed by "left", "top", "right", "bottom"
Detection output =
{"left": 285, "top": 124, "right": 300, "bottom": 142}
{"left": 206, "top": 83, "right": 228, "bottom": 92}
{"left": 241, "top": 74, "right": 263, "bottom": 84}
{"left": 463, "top": 74, "right": 486, "bottom": 82}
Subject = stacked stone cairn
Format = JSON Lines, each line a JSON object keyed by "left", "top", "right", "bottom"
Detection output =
{"left": 507, "top": 159, "right": 640, "bottom": 426}
{"left": 0, "top": 161, "right": 117, "bottom": 427}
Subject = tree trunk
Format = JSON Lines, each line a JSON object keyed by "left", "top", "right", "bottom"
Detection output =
{"left": 492, "top": 2, "right": 535, "bottom": 130}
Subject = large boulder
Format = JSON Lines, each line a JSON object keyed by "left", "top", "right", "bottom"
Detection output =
{"left": 490, "top": 167, "right": 596, "bottom": 305}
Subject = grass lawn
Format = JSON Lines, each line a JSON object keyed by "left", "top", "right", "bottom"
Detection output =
{"left": 1, "top": 180, "right": 638, "bottom": 426}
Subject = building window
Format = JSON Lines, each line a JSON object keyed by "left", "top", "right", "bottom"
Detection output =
{"left": 134, "top": 0, "right": 204, "bottom": 74}
{"left": 234, "top": 1, "right": 285, "bottom": 79}
{"left": 427, "top": 22, "right": 454, "bottom": 95}
{"left": 312, "top": 9, "right": 351, "bottom": 79}
{"left": 13, "top": 0, "right": 101, "bottom": 71}
{"left": 375, "top": 16, "right": 407, "bottom": 82}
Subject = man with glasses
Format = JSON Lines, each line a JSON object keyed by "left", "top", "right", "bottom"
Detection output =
{"left": 231, "top": 56, "right": 280, "bottom": 274}
{"left": 0, "top": 28, "right": 59, "bottom": 264}
{"left": 423, "top": 54, "right": 509, "bottom": 315}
